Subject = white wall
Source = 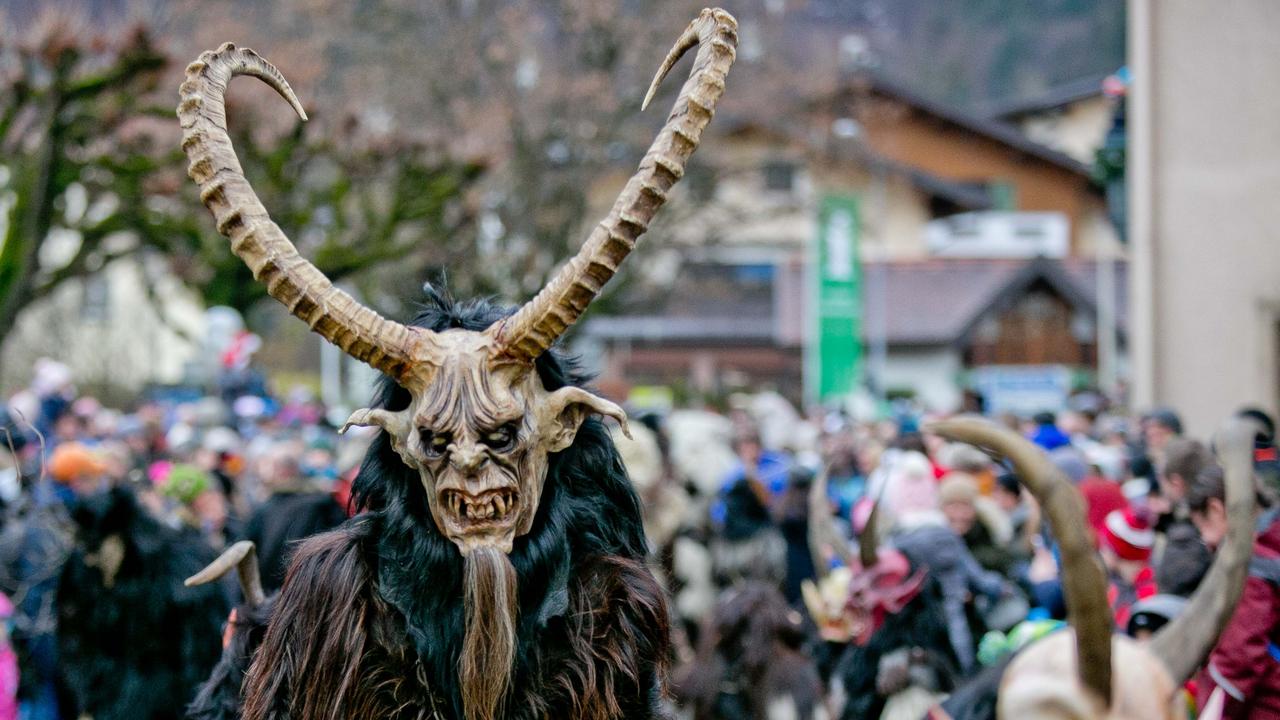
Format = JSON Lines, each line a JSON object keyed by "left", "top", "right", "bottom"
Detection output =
{"left": 2, "top": 257, "right": 204, "bottom": 395}
{"left": 1129, "top": 0, "right": 1280, "bottom": 437}
{"left": 881, "top": 348, "right": 963, "bottom": 412}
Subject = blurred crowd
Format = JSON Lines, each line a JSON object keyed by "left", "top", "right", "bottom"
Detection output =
{"left": 0, "top": 360, "right": 365, "bottom": 720}
{"left": 1, "top": 357, "right": 1278, "bottom": 719}
{"left": 621, "top": 394, "right": 1280, "bottom": 719}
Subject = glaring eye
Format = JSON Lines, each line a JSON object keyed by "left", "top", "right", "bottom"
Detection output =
{"left": 481, "top": 424, "right": 518, "bottom": 452}
{"left": 421, "top": 429, "right": 451, "bottom": 458}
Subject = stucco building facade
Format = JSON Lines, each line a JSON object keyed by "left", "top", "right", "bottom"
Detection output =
{"left": 1128, "top": 0, "right": 1280, "bottom": 436}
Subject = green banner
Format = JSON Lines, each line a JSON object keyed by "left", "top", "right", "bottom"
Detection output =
{"left": 807, "top": 195, "right": 863, "bottom": 403}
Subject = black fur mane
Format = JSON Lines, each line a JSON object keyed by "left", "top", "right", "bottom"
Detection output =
{"left": 350, "top": 288, "right": 650, "bottom": 718}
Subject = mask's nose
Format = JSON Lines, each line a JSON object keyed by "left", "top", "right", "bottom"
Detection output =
{"left": 449, "top": 443, "right": 488, "bottom": 475}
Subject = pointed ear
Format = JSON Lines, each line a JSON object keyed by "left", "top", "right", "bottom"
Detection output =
{"left": 540, "top": 387, "right": 630, "bottom": 453}
{"left": 341, "top": 407, "right": 416, "bottom": 465}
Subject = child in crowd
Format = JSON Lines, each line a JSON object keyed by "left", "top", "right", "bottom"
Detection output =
{"left": 1100, "top": 507, "right": 1158, "bottom": 627}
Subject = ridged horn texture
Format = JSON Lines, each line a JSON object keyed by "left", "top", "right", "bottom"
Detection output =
{"left": 927, "top": 417, "right": 1113, "bottom": 707}
{"left": 178, "top": 43, "right": 425, "bottom": 386}
{"left": 184, "top": 540, "right": 267, "bottom": 608}
{"left": 488, "top": 8, "right": 738, "bottom": 363}
{"left": 1149, "top": 417, "right": 1258, "bottom": 684}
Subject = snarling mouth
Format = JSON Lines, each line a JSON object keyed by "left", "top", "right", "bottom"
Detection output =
{"left": 441, "top": 489, "right": 519, "bottom": 528}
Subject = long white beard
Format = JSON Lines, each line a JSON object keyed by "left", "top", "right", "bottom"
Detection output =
{"left": 460, "top": 546, "right": 518, "bottom": 720}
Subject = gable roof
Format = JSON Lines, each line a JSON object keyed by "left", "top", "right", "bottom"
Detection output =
{"left": 845, "top": 72, "right": 1095, "bottom": 178}
{"left": 870, "top": 257, "right": 1125, "bottom": 347}
{"left": 579, "top": 257, "right": 1126, "bottom": 350}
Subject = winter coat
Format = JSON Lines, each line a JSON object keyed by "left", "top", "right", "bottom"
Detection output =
{"left": 892, "top": 517, "right": 1006, "bottom": 674}
{"left": 1196, "top": 517, "right": 1280, "bottom": 719}
{"left": 1107, "top": 564, "right": 1156, "bottom": 629}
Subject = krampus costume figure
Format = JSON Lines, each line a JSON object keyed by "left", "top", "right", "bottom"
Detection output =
{"left": 927, "top": 417, "right": 1257, "bottom": 720}
{"left": 57, "top": 485, "right": 227, "bottom": 719}
{"left": 186, "top": 542, "right": 270, "bottom": 720}
{"left": 674, "top": 582, "right": 828, "bottom": 720}
{"left": 178, "top": 9, "right": 737, "bottom": 720}
{"left": 804, "top": 485, "right": 958, "bottom": 720}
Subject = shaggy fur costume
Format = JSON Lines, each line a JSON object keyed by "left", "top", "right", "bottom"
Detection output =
{"left": 58, "top": 486, "right": 227, "bottom": 719}
{"left": 236, "top": 293, "right": 671, "bottom": 720}
{"left": 835, "top": 575, "right": 959, "bottom": 720}
{"left": 674, "top": 582, "right": 827, "bottom": 720}
{"left": 186, "top": 598, "right": 274, "bottom": 720}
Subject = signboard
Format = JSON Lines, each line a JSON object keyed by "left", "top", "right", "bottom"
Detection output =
{"left": 970, "top": 364, "right": 1072, "bottom": 416}
{"left": 925, "top": 211, "right": 1070, "bottom": 258}
{"left": 806, "top": 195, "right": 863, "bottom": 403}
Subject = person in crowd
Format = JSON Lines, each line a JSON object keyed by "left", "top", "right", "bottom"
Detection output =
{"left": 0, "top": 593, "right": 15, "bottom": 720}
{"left": 876, "top": 450, "right": 938, "bottom": 523}
{"left": 1143, "top": 407, "right": 1184, "bottom": 467}
{"left": 887, "top": 476, "right": 1008, "bottom": 675}
{"left": 776, "top": 465, "right": 819, "bottom": 605}
{"left": 241, "top": 442, "right": 346, "bottom": 592}
{"left": 1152, "top": 437, "right": 1213, "bottom": 595}
{"left": 1100, "top": 507, "right": 1158, "bottom": 628}
{"left": 1029, "top": 412, "right": 1071, "bottom": 451}
{"left": 991, "top": 472, "right": 1036, "bottom": 568}
{"left": 942, "top": 443, "right": 997, "bottom": 496}
{"left": 8, "top": 443, "right": 108, "bottom": 719}
{"left": 1240, "top": 407, "right": 1280, "bottom": 504}
{"left": 1190, "top": 464, "right": 1280, "bottom": 718}
{"left": 938, "top": 472, "right": 1015, "bottom": 578}
{"left": 891, "top": 432, "right": 947, "bottom": 479}
{"left": 1126, "top": 593, "right": 1187, "bottom": 642}
{"left": 1063, "top": 445, "right": 1128, "bottom": 545}
{"left": 822, "top": 428, "right": 865, "bottom": 518}
{"left": 675, "top": 582, "right": 827, "bottom": 720}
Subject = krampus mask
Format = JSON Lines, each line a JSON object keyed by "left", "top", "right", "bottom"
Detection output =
{"left": 179, "top": 11, "right": 736, "bottom": 556}
{"left": 179, "top": 9, "right": 737, "bottom": 720}
{"left": 804, "top": 475, "right": 925, "bottom": 646}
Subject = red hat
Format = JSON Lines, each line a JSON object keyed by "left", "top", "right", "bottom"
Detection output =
{"left": 1103, "top": 508, "right": 1154, "bottom": 562}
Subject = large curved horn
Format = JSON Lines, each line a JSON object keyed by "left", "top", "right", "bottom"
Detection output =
{"left": 488, "top": 8, "right": 738, "bottom": 363}
{"left": 808, "top": 466, "right": 854, "bottom": 577}
{"left": 178, "top": 44, "right": 426, "bottom": 386}
{"left": 185, "top": 540, "right": 267, "bottom": 608}
{"left": 927, "top": 417, "right": 1113, "bottom": 707}
{"left": 1149, "top": 417, "right": 1258, "bottom": 684}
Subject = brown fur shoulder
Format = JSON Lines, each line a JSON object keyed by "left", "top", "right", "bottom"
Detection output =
{"left": 532, "top": 555, "right": 672, "bottom": 720}
{"left": 240, "top": 521, "right": 440, "bottom": 720}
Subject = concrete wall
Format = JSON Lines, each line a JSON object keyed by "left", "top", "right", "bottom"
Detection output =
{"left": 1129, "top": 0, "right": 1280, "bottom": 436}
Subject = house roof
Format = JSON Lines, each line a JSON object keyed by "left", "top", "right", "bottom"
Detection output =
{"left": 873, "top": 256, "right": 1126, "bottom": 346}
{"left": 845, "top": 72, "right": 1095, "bottom": 178}
{"left": 981, "top": 74, "right": 1110, "bottom": 121}
{"left": 579, "top": 257, "right": 1126, "bottom": 349}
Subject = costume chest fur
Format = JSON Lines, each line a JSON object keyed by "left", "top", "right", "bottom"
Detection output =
{"left": 239, "top": 514, "right": 670, "bottom": 720}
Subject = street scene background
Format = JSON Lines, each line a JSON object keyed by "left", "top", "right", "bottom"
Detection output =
{"left": 1, "top": 0, "right": 1278, "bottom": 718}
